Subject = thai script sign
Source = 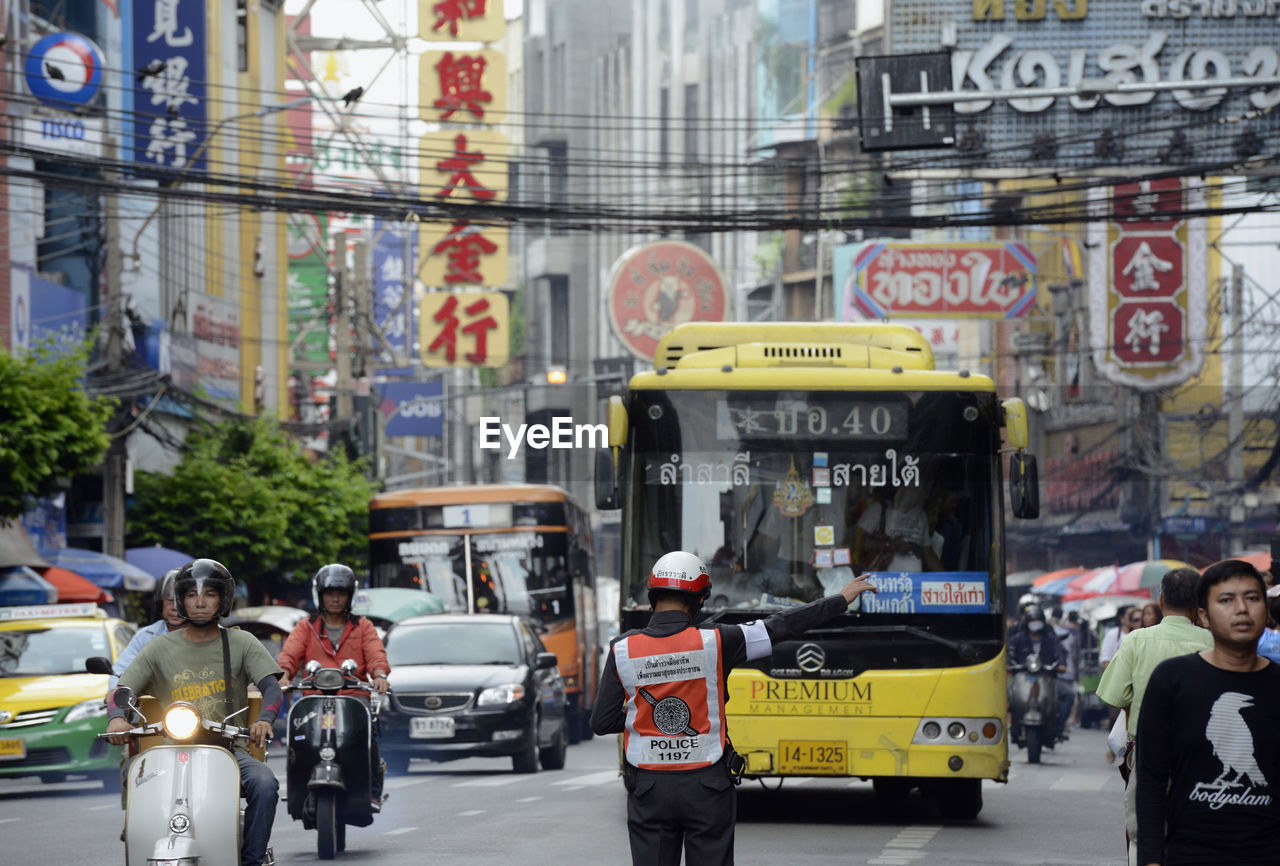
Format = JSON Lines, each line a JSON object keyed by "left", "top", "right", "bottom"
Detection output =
{"left": 842, "top": 241, "right": 1037, "bottom": 319}
{"left": 379, "top": 380, "right": 444, "bottom": 438}
{"left": 858, "top": 573, "right": 991, "bottom": 613}
{"left": 890, "top": 1, "right": 1280, "bottom": 167}
{"left": 605, "top": 241, "right": 728, "bottom": 361}
{"left": 646, "top": 452, "right": 753, "bottom": 486}
{"left": 132, "top": 0, "right": 207, "bottom": 170}
{"left": 1087, "top": 178, "right": 1207, "bottom": 389}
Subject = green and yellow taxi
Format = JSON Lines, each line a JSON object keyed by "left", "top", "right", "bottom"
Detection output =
{"left": 0, "top": 602, "right": 136, "bottom": 784}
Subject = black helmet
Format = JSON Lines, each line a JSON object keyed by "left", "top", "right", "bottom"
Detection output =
{"left": 1023, "top": 603, "right": 1046, "bottom": 623}
{"left": 173, "top": 559, "right": 236, "bottom": 626}
{"left": 312, "top": 564, "right": 358, "bottom": 614}
{"left": 151, "top": 568, "right": 179, "bottom": 620}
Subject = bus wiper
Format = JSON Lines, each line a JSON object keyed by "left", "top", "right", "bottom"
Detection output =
{"left": 834, "top": 624, "right": 979, "bottom": 663}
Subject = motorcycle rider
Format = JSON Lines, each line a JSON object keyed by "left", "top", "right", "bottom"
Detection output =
{"left": 109, "top": 569, "right": 185, "bottom": 690}
{"left": 105, "top": 559, "right": 284, "bottom": 866}
{"left": 276, "top": 564, "right": 391, "bottom": 810}
{"left": 1009, "top": 603, "right": 1067, "bottom": 672}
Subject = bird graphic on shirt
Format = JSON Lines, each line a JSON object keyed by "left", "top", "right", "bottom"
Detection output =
{"left": 1205, "top": 692, "right": 1269, "bottom": 789}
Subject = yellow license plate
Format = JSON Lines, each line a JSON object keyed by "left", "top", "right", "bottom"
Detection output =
{"left": 0, "top": 738, "right": 26, "bottom": 761}
{"left": 778, "top": 740, "right": 846, "bottom": 775}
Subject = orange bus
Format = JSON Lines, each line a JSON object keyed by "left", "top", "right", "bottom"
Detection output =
{"left": 368, "top": 484, "right": 599, "bottom": 741}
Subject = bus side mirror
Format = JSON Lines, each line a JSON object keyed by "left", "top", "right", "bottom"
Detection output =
{"left": 1009, "top": 452, "right": 1040, "bottom": 520}
{"left": 596, "top": 448, "right": 620, "bottom": 510}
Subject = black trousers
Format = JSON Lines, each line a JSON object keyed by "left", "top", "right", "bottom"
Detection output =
{"left": 627, "top": 766, "right": 736, "bottom": 865}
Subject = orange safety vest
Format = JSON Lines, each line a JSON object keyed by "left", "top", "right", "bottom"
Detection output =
{"left": 613, "top": 627, "right": 725, "bottom": 771}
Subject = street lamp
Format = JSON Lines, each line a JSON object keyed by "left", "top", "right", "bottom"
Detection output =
{"left": 126, "top": 95, "right": 314, "bottom": 268}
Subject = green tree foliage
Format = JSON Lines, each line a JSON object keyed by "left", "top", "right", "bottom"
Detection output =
{"left": 127, "top": 416, "right": 376, "bottom": 597}
{"left": 0, "top": 341, "right": 114, "bottom": 518}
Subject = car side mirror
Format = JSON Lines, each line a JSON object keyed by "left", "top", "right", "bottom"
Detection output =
{"left": 1009, "top": 452, "right": 1040, "bottom": 519}
{"left": 85, "top": 656, "right": 113, "bottom": 676}
{"left": 534, "top": 652, "right": 558, "bottom": 671}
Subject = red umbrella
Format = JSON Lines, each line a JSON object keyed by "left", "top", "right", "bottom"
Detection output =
{"left": 37, "top": 566, "right": 114, "bottom": 605}
{"left": 1113, "top": 559, "right": 1192, "bottom": 594}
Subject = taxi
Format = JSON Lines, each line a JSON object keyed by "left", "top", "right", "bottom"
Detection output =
{"left": 0, "top": 602, "right": 136, "bottom": 785}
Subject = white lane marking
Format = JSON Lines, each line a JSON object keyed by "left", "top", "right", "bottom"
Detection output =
{"left": 384, "top": 775, "right": 428, "bottom": 789}
{"left": 516, "top": 796, "right": 542, "bottom": 802}
{"left": 457, "top": 810, "right": 486, "bottom": 816}
{"left": 0, "top": 817, "right": 21, "bottom": 823}
{"left": 783, "top": 777, "right": 813, "bottom": 787}
{"left": 552, "top": 770, "right": 620, "bottom": 787}
{"left": 384, "top": 827, "right": 415, "bottom": 836}
{"left": 89, "top": 804, "right": 117, "bottom": 810}
{"left": 868, "top": 825, "right": 941, "bottom": 864}
{"left": 452, "top": 775, "right": 529, "bottom": 787}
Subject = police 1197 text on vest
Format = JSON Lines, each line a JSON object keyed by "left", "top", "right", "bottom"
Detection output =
{"left": 613, "top": 627, "right": 725, "bottom": 771}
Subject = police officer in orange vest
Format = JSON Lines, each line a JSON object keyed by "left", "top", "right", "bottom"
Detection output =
{"left": 590, "top": 550, "right": 879, "bottom": 865}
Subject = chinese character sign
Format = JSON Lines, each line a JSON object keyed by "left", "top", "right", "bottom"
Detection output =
{"left": 419, "top": 129, "right": 510, "bottom": 203}
{"left": 419, "top": 50, "right": 507, "bottom": 123}
{"left": 419, "top": 291, "right": 509, "bottom": 368}
{"left": 418, "top": 0, "right": 505, "bottom": 43}
{"left": 374, "top": 219, "right": 418, "bottom": 363}
{"left": 1087, "top": 178, "right": 1208, "bottom": 390}
{"left": 419, "top": 222, "right": 509, "bottom": 288}
{"left": 133, "top": 0, "right": 206, "bottom": 170}
{"left": 840, "top": 242, "right": 1037, "bottom": 320}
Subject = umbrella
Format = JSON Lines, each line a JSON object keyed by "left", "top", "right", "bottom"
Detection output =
{"left": 1032, "top": 567, "right": 1087, "bottom": 589}
{"left": 37, "top": 566, "right": 113, "bottom": 604}
{"left": 0, "top": 566, "right": 57, "bottom": 605}
{"left": 126, "top": 546, "right": 193, "bottom": 579}
{"left": 1199, "top": 552, "right": 1270, "bottom": 574}
{"left": 1114, "top": 559, "right": 1193, "bottom": 594}
{"left": 351, "top": 587, "right": 445, "bottom": 626}
{"left": 1061, "top": 565, "right": 1127, "bottom": 602}
{"left": 47, "top": 547, "right": 156, "bottom": 592}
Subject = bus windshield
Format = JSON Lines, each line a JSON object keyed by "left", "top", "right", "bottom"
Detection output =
{"left": 370, "top": 531, "right": 574, "bottom": 626}
{"left": 622, "top": 389, "right": 1005, "bottom": 658}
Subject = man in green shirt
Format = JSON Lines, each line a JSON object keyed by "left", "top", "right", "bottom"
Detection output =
{"left": 1097, "top": 566, "right": 1213, "bottom": 866}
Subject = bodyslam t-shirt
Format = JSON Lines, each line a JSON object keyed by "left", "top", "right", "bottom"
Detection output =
{"left": 117, "top": 626, "right": 282, "bottom": 754}
{"left": 1135, "top": 653, "right": 1280, "bottom": 865}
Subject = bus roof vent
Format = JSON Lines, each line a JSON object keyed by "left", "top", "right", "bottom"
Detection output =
{"left": 761, "top": 345, "right": 843, "bottom": 361}
{"left": 654, "top": 322, "right": 935, "bottom": 370}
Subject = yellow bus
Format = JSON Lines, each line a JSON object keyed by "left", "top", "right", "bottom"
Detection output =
{"left": 368, "top": 484, "right": 601, "bottom": 741}
{"left": 594, "top": 322, "right": 1039, "bottom": 818}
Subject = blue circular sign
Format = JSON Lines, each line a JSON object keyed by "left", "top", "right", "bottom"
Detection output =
{"left": 24, "top": 32, "right": 105, "bottom": 107}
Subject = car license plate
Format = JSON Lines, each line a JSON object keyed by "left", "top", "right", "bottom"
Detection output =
{"left": 0, "top": 738, "right": 26, "bottom": 761}
{"left": 410, "top": 716, "right": 455, "bottom": 739}
{"left": 778, "top": 740, "right": 846, "bottom": 775}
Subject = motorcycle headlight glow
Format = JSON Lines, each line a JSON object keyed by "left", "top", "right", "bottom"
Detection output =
{"left": 164, "top": 703, "right": 201, "bottom": 740}
{"left": 477, "top": 684, "right": 525, "bottom": 706}
{"left": 1025, "top": 655, "right": 1043, "bottom": 674}
{"left": 312, "top": 669, "right": 346, "bottom": 691}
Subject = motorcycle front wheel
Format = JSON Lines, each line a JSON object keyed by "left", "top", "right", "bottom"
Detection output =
{"left": 1025, "top": 726, "right": 1042, "bottom": 764}
{"left": 316, "top": 790, "right": 338, "bottom": 860}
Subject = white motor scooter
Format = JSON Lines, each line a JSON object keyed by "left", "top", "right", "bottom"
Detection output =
{"left": 88, "top": 657, "right": 274, "bottom": 866}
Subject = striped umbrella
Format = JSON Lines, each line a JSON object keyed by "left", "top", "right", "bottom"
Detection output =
{"left": 1114, "top": 559, "right": 1193, "bottom": 594}
{"left": 1061, "top": 565, "right": 1123, "bottom": 602}
{"left": 1032, "top": 567, "right": 1088, "bottom": 589}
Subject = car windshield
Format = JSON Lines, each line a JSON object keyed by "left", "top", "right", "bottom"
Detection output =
{"left": 0, "top": 626, "right": 111, "bottom": 677}
{"left": 386, "top": 622, "right": 522, "bottom": 666}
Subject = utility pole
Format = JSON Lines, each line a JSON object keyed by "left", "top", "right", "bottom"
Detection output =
{"left": 352, "top": 237, "right": 375, "bottom": 462}
{"left": 332, "top": 229, "right": 352, "bottom": 422}
{"left": 102, "top": 136, "right": 126, "bottom": 560}
{"left": 1228, "top": 264, "right": 1245, "bottom": 546}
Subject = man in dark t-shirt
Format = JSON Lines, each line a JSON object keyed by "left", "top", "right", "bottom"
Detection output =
{"left": 1136, "top": 559, "right": 1280, "bottom": 866}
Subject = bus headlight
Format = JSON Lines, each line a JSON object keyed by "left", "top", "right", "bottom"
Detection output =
{"left": 921, "top": 722, "right": 941, "bottom": 740}
{"left": 478, "top": 684, "right": 525, "bottom": 706}
{"left": 164, "top": 703, "right": 201, "bottom": 740}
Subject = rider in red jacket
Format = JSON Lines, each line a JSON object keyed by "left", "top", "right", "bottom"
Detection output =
{"left": 278, "top": 565, "right": 391, "bottom": 807}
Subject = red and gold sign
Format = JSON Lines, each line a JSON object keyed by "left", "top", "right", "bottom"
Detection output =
{"left": 1088, "top": 178, "right": 1207, "bottom": 390}
{"left": 418, "top": 222, "right": 509, "bottom": 288}
{"left": 419, "top": 0, "right": 505, "bottom": 43}
{"left": 605, "top": 241, "right": 728, "bottom": 361}
{"left": 419, "top": 49, "right": 506, "bottom": 123}
{"left": 418, "top": 291, "right": 510, "bottom": 368}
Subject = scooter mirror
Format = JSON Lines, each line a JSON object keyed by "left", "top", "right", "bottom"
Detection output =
{"left": 113, "top": 686, "right": 136, "bottom": 709}
{"left": 305, "top": 660, "right": 322, "bottom": 675}
{"left": 85, "top": 656, "right": 114, "bottom": 676}
{"left": 340, "top": 658, "right": 358, "bottom": 675}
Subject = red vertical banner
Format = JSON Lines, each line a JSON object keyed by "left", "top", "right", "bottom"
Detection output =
{"left": 1088, "top": 179, "right": 1207, "bottom": 390}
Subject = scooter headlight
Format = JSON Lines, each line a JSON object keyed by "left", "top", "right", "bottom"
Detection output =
{"left": 1025, "top": 655, "right": 1043, "bottom": 674}
{"left": 164, "top": 703, "right": 201, "bottom": 740}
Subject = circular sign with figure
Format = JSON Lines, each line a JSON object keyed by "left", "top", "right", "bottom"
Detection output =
{"left": 24, "top": 32, "right": 105, "bottom": 107}
{"left": 606, "top": 240, "right": 727, "bottom": 361}
{"left": 652, "top": 696, "right": 693, "bottom": 736}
